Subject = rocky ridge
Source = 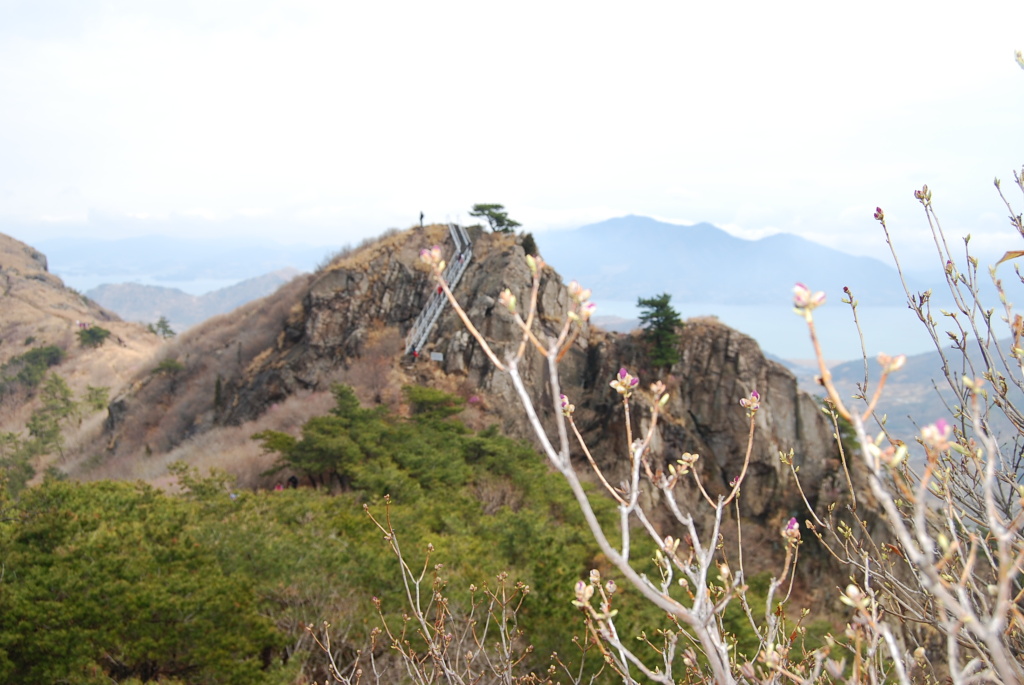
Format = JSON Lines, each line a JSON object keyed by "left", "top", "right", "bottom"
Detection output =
{"left": 93, "top": 225, "right": 845, "bottom": 531}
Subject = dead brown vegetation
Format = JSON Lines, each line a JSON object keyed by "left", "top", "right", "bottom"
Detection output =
{"left": 332, "top": 322, "right": 404, "bottom": 409}
{"left": 73, "top": 387, "right": 338, "bottom": 487}
{"left": 69, "top": 273, "right": 315, "bottom": 464}
{"left": 0, "top": 233, "right": 164, "bottom": 479}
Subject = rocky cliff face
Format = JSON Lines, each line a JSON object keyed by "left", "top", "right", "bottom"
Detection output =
{"left": 97, "top": 225, "right": 844, "bottom": 536}
{"left": 406, "top": 233, "right": 842, "bottom": 524}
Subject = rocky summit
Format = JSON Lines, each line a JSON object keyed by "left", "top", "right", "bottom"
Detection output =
{"left": 89, "top": 224, "right": 847, "bottom": 535}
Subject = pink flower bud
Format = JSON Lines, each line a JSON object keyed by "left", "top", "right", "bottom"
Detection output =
{"left": 419, "top": 245, "right": 445, "bottom": 271}
{"left": 559, "top": 394, "right": 575, "bottom": 417}
{"left": 574, "top": 580, "right": 594, "bottom": 604}
{"left": 782, "top": 517, "right": 801, "bottom": 545}
{"left": 921, "top": 419, "right": 952, "bottom": 451}
{"left": 792, "top": 283, "right": 826, "bottom": 318}
{"left": 739, "top": 390, "right": 760, "bottom": 415}
{"left": 610, "top": 368, "right": 639, "bottom": 397}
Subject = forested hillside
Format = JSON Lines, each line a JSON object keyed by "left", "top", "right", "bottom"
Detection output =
{"left": 0, "top": 385, "right": 675, "bottom": 683}
{"left": 4, "top": 218, "right": 1017, "bottom": 683}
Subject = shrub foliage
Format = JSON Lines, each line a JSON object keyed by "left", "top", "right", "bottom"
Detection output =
{"left": 0, "top": 386, "right": 642, "bottom": 683}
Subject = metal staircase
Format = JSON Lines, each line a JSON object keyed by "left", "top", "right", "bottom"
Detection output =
{"left": 405, "top": 223, "right": 473, "bottom": 354}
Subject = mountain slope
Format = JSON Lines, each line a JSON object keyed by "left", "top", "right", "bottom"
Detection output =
{"left": 0, "top": 232, "right": 163, "bottom": 471}
{"left": 803, "top": 340, "right": 1024, "bottom": 446}
{"left": 87, "top": 267, "right": 301, "bottom": 331}
{"left": 0, "top": 233, "right": 158, "bottom": 366}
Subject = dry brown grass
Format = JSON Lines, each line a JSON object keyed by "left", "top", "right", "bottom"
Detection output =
{"left": 332, "top": 323, "right": 404, "bottom": 409}
{"left": 471, "top": 472, "right": 524, "bottom": 514}
{"left": 75, "top": 388, "right": 337, "bottom": 488}
{"left": 0, "top": 233, "right": 160, "bottom": 365}
{"left": 0, "top": 234, "right": 166, "bottom": 479}
{"left": 66, "top": 273, "right": 315, "bottom": 464}
{"left": 321, "top": 225, "right": 446, "bottom": 275}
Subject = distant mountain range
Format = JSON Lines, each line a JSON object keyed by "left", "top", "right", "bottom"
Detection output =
{"left": 36, "top": 219, "right": 934, "bottom": 309}
{"left": 34, "top": 217, "right": 959, "bottom": 361}
{"left": 34, "top": 235, "right": 330, "bottom": 292}
{"left": 535, "top": 215, "right": 932, "bottom": 307}
{"left": 86, "top": 268, "right": 301, "bottom": 332}
{"left": 785, "top": 340, "right": 1022, "bottom": 447}
{"left": 534, "top": 215, "right": 957, "bottom": 361}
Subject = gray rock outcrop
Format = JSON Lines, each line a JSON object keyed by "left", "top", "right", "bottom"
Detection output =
{"left": 231, "top": 227, "right": 842, "bottom": 524}
{"left": 97, "top": 225, "right": 847, "bottom": 545}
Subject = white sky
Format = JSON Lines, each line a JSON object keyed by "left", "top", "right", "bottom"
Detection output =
{"left": 3, "top": 1, "right": 1024, "bottom": 270}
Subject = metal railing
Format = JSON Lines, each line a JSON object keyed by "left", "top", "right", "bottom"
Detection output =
{"left": 405, "top": 223, "right": 473, "bottom": 354}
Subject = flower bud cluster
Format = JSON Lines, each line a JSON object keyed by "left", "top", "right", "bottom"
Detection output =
{"left": 781, "top": 517, "right": 801, "bottom": 546}
{"left": 760, "top": 643, "right": 789, "bottom": 669}
{"left": 499, "top": 288, "right": 516, "bottom": 313}
{"left": 877, "top": 353, "right": 906, "bottom": 373}
{"left": 920, "top": 418, "right": 952, "bottom": 452}
{"left": 572, "top": 569, "right": 617, "bottom": 619}
{"left": 792, "top": 283, "right": 826, "bottom": 320}
{"left": 568, "top": 280, "right": 591, "bottom": 304}
{"left": 669, "top": 451, "right": 700, "bottom": 477}
{"left": 864, "top": 431, "right": 907, "bottom": 469}
{"left": 567, "top": 281, "right": 596, "bottom": 322}
{"left": 739, "top": 390, "right": 760, "bottom": 416}
{"left": 419, "top": 245, "right": 445, "bottom": 272}
{"left": 662, "top": 535, "right": 681, "bottom": 557}
{"left": 839, "top": 584, "right": 872, "bottom": 610}
{"left": 650, "top": 380, "right": 670, "bottom": 407}
{"left": 559, "top": 394, "right": 575, "bottom": 417}
{"left": 573, "top": 580, "right": 594, "bottom": 605}
{"left": 610, "top": 368, "right": 639, "bottom": 398}
{"left": 914, "top": 184, "right": 932, "bottom": 205}
{"left": 567, "top": 301, "right": 597, "bottom": 323}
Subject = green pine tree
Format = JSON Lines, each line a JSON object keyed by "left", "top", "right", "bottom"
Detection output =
{"left": 25, "top": 374, "right": 79, "bottom": 458}
{"left": 637, "top": 293, "right": 683, "bottom": 370}
{"left": 469, "top": 204, "right": 521, "bottom": 233}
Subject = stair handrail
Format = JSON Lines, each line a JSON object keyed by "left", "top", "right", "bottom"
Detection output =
{"left": 405, "top": 223, "right": 474, "bottom": 354}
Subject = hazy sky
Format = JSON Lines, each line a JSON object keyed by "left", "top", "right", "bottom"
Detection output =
{"left": 4, "top": 1, "right": 1024, "bottom": 271}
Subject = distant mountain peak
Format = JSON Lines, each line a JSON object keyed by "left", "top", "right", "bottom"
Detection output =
{"left": 87, "top": 268, "right": 303, "bottom": 330}
{"left": 535, "top": 215, "right": 920, "bottom": 308}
